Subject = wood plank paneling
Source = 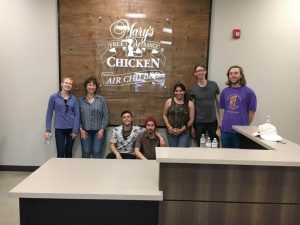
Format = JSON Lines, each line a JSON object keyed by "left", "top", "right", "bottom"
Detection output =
{"left": 59, "top": 0, "right": 211, "bottom": 125}
{"left": 159, "top": 201, "right": 300, "bottom": 225}
{"left": 159, "top": 163, "right": 300, "bottom": 225}
{"left": 160, "top": 164, "right": 300, "bottom": 203}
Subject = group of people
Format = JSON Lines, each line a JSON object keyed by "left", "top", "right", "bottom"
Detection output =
{"left": 44, "top": 64, "right": 257, "bottom": 159}
{"left": 44, "top": 77, "right": 165, "bottom": 159}
{"left": 162, "top": 64, "right": 256, "bottom": 149}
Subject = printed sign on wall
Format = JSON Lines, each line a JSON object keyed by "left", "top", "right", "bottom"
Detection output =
{"left": 100, "top": 19, "right": 166, "bottom": 89}
{"left": 59, "top": 0, "right": 211, "bottom": 125}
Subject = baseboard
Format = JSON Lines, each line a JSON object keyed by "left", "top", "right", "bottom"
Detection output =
{"left": 0, "top": 165, "right": 39, "bottom": 172}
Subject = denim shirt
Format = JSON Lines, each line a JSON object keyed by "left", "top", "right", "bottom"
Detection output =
{"left": 45, "top": 92, "right": 80, "bottom": 133}
{"left": 79, "top": 95, "right": 109, "bottom": 131}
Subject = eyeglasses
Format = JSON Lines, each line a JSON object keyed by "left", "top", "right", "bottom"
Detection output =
{"left": 64, "top": 100, "right": 69, "bottom": 113}
{"left": 196, "top": 69, "right": 206, "bottom": 72}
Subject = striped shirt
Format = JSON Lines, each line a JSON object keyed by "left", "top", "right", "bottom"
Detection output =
{"left": 79, "top": 95, "right": 109, "bottom": 130}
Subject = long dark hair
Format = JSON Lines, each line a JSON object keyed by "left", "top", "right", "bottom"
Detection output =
{"left": 173, "top": 83, "right": 189, "bottom": 106}
{"left": 226, "top": 65, "right": 247, "bottom": 86}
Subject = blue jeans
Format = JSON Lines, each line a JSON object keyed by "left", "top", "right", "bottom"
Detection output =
{"left": 221, "top": 132, "right": 241, "bottom": 148}
{"left": 55, "top": 129, "right": 74, "bottom": 158}
{"left": 167, "top": 131, "right": 190, "bottom": 147}
{"left": 81, "top": 130, "right": 105, "bottom": 158}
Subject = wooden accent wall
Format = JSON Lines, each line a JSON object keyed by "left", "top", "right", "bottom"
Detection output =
{"left": 59, "top": 0, "right": 211, "bottom": 125}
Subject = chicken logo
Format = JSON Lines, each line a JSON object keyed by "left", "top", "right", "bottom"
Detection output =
{"left": 100, "top": 19, "right": 167, "bottom": 87}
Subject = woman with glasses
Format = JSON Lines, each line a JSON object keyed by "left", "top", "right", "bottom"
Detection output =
{"left": 44, "top": 77, "right": 80, "bottom": 158}
{"left": 163, "top": 83, "right": 195, "bottom": 147}
{"left": 79, "top": 77, "right": 109, "bottom": 158}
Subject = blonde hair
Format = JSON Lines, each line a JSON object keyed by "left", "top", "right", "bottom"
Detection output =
{"left": 61, "top": 77, "right": 73, "bottom": 82}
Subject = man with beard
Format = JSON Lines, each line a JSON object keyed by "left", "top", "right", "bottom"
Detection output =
{"left": 134, "top": 116, "right": 166, "bottom": 160}
{"left": 219, "top": 65, "right": 257, "bottom": 148}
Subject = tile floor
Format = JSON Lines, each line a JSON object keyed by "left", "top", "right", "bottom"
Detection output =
{"left": 0, "top": 171, "right": 31, "bottom": 225}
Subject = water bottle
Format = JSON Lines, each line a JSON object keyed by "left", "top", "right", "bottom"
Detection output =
{"left": 200, "top": 134, "right": 206, "bottom": 148}
{"left": 45, "top": 133, "right": 52, "bottom": 145}
{"left": 212, "top": 138, "right": 218, "bottom": 148}
{"left": 205, "top": 137, "right": 212, "bottom": 148}
{"left": 265, "top": 115, "right": 271, "bottom": 123}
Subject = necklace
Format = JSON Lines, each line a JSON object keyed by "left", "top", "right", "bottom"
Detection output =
{"left": 122, "top": 125, "right": 133, "bottom": 139}
{"left": 86, "top": 94, "right": 95, "bottom": 100}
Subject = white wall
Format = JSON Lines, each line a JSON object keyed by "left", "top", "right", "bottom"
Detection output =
{"left": 0, "top": 0, "right": 299, "bottom": 166}
{"left": 0, "top": 0, "right": 59, "bottom": 165}
{"left": 208, "top": 0, "right": 300, "bottom": 144}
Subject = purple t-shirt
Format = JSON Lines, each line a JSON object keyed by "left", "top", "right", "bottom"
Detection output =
{"left": 220, "top": 86, "right": 257, "bottom": 133}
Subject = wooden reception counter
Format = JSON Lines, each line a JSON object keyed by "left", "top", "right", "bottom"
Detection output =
{"left": 156, "top": 126, "right": 300, "bottom": 225}
{"left": 10, "top": 158, "right": 162, "bottom": 225}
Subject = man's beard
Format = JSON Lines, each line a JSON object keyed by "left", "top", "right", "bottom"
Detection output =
{"left": 147, "top": 129, "right": 155, "bottom": 135}
{"left": 230, "top": 79, "right": 240, "bottom": 85}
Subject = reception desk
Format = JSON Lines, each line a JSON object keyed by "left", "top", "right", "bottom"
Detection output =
{"left": 157, "top": 126, "right": 300, "bottom": 225}
{"left": 10, "top": 158, "right": 162, "bottom": 225}
{"left": 10, "top": 126, "right": 300, "bottom": 225}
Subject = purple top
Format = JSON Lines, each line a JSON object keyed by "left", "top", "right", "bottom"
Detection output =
{"left": 46, "top": 92, "right": 80, "bottom": 133}
{"left": 220, "top": 86, "right": 257, "bottom": 133}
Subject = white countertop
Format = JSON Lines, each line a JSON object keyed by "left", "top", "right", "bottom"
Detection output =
{"left": 232, "top": 125, "right": 299, "bottom": 151}
{"left": 9, "top": 158, "right": 163, "bottom": 201}
{"left": 156, "top": 126, "right": 300, "bottom": 167}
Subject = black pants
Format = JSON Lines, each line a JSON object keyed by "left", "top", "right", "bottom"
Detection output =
{"left": 106, "top": 152, "right": 136, "bottom": 159}
{"left": 194, "top": 121, "right": 219, "bottom": 147}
